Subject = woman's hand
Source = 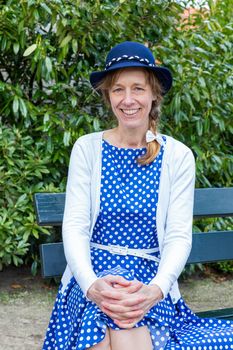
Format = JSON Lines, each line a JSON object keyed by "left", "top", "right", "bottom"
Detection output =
{"left": 86, "top": 275, "right": 143, "bottom": 317}
{"left": 101, "top": 283, "right": 163, "bottom": 329}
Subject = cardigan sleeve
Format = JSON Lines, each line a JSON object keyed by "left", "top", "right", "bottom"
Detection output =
{"left": 62, "top": 139, "right": 98, "bottom": 296}
{"left": 149, "top": 146, "right": 195, "bottom": 298}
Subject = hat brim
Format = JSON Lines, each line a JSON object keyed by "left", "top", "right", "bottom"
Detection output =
{"left": 90, "top": 61, "right": 172, "bottom": 95}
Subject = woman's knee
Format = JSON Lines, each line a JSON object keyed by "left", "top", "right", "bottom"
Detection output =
{"left": 89, "top": 327, "right": 111, "bottom": 350}
{"left": 110, "top": 326, "right": 152, "bottom": 350}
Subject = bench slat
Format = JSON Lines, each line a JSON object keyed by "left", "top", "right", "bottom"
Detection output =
{"left": 40, "top": 242, "right": 66, "bottom": 278}
{"left": 34, "top": 188, "right": 233, "bottom": 226}
{"left": 34, "top": 193, "right": 65, "bottom": 226}
{"left": 196, "top": 308, "right": 233, "bottom": 320}
{"left": 193, "top": 188, "right": 233, "bottom": 218}
{"left": 187, "top": 231, "right": 233, "bottom": 264}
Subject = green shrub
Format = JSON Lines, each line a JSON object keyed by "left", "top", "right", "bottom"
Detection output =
{"left": 216, "top": 261, "right": 233, "bottom": 274}
{"left": 0, "top": 0, "right": 232, "bottom": 272}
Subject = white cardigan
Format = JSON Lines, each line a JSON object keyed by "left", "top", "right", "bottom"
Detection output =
{"left": 61, "top": 131, "right": 195, "bottom": 304}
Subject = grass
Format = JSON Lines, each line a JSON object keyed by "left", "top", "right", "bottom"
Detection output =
{"left": 0, "top": 288, "right": 57, "bottom": 305}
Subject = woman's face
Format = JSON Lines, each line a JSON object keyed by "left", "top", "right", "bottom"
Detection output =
{"left": 108, "top": 68, "right": 155, "bottom": 131}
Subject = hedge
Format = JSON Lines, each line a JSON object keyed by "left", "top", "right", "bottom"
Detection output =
{"left": 0, "top": 0, "right": 232, "bottom": 272}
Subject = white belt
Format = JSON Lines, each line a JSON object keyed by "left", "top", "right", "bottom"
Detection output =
{"left": 90, "top": 242, "right": 160, "bottom": 263}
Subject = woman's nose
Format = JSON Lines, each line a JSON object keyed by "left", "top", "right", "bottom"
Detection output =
{"left": 122, "top": 90, "right": 134, "bottom": 105}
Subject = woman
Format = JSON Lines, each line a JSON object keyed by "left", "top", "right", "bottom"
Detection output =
{"left": 43, "top": 42, "right": 233, "bottom": 350}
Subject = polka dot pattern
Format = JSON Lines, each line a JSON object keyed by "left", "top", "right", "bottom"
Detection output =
{"left": 43, "top": 139, "right": 233, "bottom": 349}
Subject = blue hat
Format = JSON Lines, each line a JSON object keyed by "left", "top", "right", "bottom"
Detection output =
{"left": 90, "top": 41, "right": 172, "bottom": 94}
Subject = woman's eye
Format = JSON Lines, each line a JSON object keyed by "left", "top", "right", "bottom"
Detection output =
{"left": 134, "top": 87, "right": 144, "bottom": 91}
{"left": 112, "top": 88, "right": 122, "bottom": 93}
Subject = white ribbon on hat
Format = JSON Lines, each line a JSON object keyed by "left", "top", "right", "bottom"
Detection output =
{"left": 146, "top": 130, "right": 164, "bottom": 146}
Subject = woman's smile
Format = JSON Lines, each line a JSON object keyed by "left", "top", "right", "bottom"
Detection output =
{"left": 120, "top": 108, "right": 141, "bottom": 116}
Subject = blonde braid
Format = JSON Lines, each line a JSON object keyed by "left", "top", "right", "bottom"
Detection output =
{"left": 137, "top": 86, "right": 163, "bottom": 165}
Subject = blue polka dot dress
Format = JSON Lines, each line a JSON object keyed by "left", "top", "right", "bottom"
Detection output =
{"left": 43, "top": 139, "right": 233, "bottom": 350}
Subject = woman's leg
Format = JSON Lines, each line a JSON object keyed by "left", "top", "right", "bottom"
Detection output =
{"left": 89, "top": 327, "right": 111, "bottom": 350}
{"left": 110, "top": 326, "right": 153, "bottom": 350}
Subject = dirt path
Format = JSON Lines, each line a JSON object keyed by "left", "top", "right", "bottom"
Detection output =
{"left": 0, "top": 266, "right": 56, "bottom": 350}
{"left": 0, "top": 266, "right": 232, "bottom": 350}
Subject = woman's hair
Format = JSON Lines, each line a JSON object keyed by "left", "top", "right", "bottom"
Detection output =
{"left": 96, "top": 68, "right": 163, "bottom": 165}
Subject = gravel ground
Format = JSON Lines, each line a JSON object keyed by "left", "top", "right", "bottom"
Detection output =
{"left": 0, "top": 266, "right": 232, "bottom": 350}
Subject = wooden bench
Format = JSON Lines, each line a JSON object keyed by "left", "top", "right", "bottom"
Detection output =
{"left": 34, "top": 187, "right": 233, "bottom": 320}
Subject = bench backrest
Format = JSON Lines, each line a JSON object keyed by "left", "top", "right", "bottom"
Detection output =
{"left": 34, "top": 188, "right": 233, "bottom": 277}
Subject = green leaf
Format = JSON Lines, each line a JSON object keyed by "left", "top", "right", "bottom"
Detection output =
{"left": 174, "top": 93, "right": 181, "bottom": 112}
{"left": 13, "top": 255, "right": 19, "bottom": 266}
{"left": 196, "top": 120, "right": 203, "bottom": 136}
{"left": 45, "top": 57, "right": 52, "bottom": 73}
{"left": 23, "top": 231, "right": 31, "bottom": 242}
{"left": 59, "top": 35, "right": 72, "bottom": 48}
{"left": 43, "top": 112, "right": 50, "bottom": 123}
{"left": 1, "top": 37, "right": 7, "bottom": 50}
{"left": 23, "top": 44, "right": 37, "bottom": 57}
{"left": 13, "top": 96, "right": 19, "bottom": 113}
{"left": 40, "top": 2, "right": 52, "bottom": 15}
{"left": 71, "top": 96, "right": 77, "bottom": 108}
{"left": 72, "top": 39, "right": 78, "bottom": 53}
{"left": 19, "top": 99, "right": 27, "bottom": 117}
{"left": 13, "top": 42, "right": 20, "bottom": 54}
{"left": 63, "top": 131, "right": 71, "bottom": 146}
{"left": 93, "top": 118, "right": 100, "bottom": 131}
{"left": 198, "top": 77, "right": 206, "bottom": 88}
{"left": 192, "top": 86, "right": 200, "bottom": 102}
{"left": 32, "top": 229, "right": 39, "bottom": 238}
{"left": 16, "top": 194, "right": 27, "bottom": 206}
{"left": 184, "top": 92, "right": 195, "bottom": 110}
{"left": 31, "top": 260, "right": 38, "bottom": 276}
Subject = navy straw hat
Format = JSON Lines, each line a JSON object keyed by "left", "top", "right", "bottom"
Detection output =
{"left": 90, "top": 41, "right": 172, "bottom": 94}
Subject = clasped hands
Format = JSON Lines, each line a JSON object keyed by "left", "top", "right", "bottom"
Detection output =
{"left": 87, "top": 275, "right": 163, "bottom": 329}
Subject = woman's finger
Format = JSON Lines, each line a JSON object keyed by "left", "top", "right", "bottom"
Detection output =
{"left": 101, "top": 305, "right": 143, "bottom": 320}
{"left": 101, "top": 290, "right": 146, "bottom": 304}
{"left": 100, "top": 306, "right": 122, "bottom": 320}
{"left": 113, "top": 280, "right": 143, "bottom": 294}
{"left": 113, "top": 319, "right": 137, "bottom": 329}
{"left": 102, "top": 305, "right": 143, "bottom": 319}
{"left": 104, "top": 275, "right": 131, "bottom": 287}
{"left": 100, "top": 289, "right": 130, "bottom": 301}
{"left": 114, "top": 313, "right": 145, "bottom": 329}
{"left": 102, "top": 301, "right": 143, "bottom": 313}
